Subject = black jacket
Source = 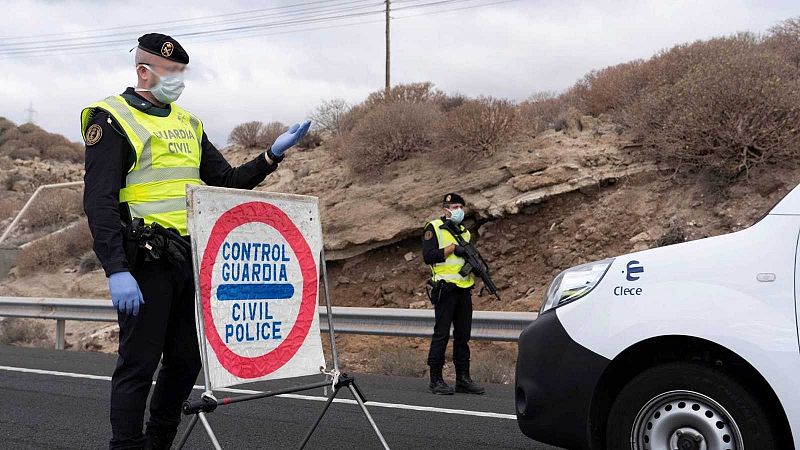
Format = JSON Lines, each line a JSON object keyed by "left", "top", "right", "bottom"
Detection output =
{"left": 83, "top": 88, "right": 278, "bottom": 276}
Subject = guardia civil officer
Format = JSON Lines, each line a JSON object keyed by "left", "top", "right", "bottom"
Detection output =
{"left": 421, "top": 193, "right": 485, "bottom": 395}
{"left": 81, "top": 34, "right": 311, "bottom": 449}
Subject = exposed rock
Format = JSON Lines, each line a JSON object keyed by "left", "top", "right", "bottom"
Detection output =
{"left": 408, "top": 300, "right": 430, "bottom": 309}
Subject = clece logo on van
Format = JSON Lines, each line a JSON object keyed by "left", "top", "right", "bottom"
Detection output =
{"left": 614, "top": 260, "right": 645, "bottom": 296}
{"left": 626, "top": 260, "right": 644, "bottom": 281}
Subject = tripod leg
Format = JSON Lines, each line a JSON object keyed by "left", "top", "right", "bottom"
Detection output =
{"left": 174, "top": 414, "right": 199, "bottom": 449}
{"left": 297, "top": 388, "right": 339, "bottom": 450}
{"left": 347, "top": 384, "right": 390, "bottom": 449}
{"left": 198, "top": 412, "right": 223, "bottom": 450}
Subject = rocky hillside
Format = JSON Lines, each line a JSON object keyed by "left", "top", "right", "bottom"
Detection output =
{"left": 0, "top": 114, "right": 795, "bottom": 379}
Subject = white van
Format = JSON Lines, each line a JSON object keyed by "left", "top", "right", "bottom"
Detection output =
{"left": 515, "top": 185, "right": 800, "bottom": 450}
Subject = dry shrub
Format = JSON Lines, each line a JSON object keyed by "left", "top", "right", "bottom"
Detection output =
{"left": 17, "top": 122, "right": 41, "bottom": 134}
{"left": 363, "top": 82, "right": 445, "bottom": 108}
{"left": 310, "top": 98, "right": 351, "bottom": 136}
{"left": 8, "top": 146, "right": 40, "bottom": 160}
{"left": 443, "top": 96, "right": 518, "bottom": 157}
{"left": 372, "top": 346, "right": 427, "bottom": 377}
{"left": 338, "top": 104, "right": 370, "bottom": 135}
{"left": 767, "top": 18, "right": 800, "bottom": 69}
{"left": 0, "top": 318, "right": 50, "bottom": 345}
{"left": 0, "top": 117, "right": 15, "bottom": 135}
{"left": 0, "top": 123, "right": 84, "bottom": 162}
{"left": 472, "top": 345, "right": 517, "bottom": 384}
{"left": 228, "top": 121, "right": 266, "bottom": 148}
{"left": 0, "top": 127, "right": 22, "bottom": 146}
{"left": 340, "top": 102, "right": 441, "bottom": 176}
{"left": 258, "top": 121, "right": 286, "bottom": 148}
{"left": 42, "top": 144, "right": 84, "bottom": 163}
{"left": 297, "top": 130, "right": 322, "bottom": 149}
{"left": 16, "top": 220, "right": 92, "bottom": 273}
{"left": 578, "top": 60, "right": 652, "bottom": 117}
{"left": 438, "top": 92, "right": 468, "bottom": 112}
{"left": 0, "top": 196, "right": 23, "bottom": 220}
{"left": 628, "top": 35, "right": 800, "bottom": 178}
{"left": 519, "top": 91, "right": 569, "bottom": 134}
{"left": 23, "top": 188, "right": 84, "bottom": 229}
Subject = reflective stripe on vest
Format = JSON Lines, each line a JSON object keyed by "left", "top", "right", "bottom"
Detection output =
{"left": 428, "top": 218, "right": 475, "bottom": 288}
{"left": 80, "top": 95, "right": 203, "bottom": 235}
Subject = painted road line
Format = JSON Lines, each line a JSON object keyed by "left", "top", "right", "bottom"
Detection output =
{"left": 0, "top": 365, "right": 516, "bottom": 420}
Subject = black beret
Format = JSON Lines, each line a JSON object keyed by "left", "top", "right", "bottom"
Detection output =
{"left": 137, "top": 33, "right": 189, "bottom": 64}
{"left": 442, "top": 193, "right": 465, "bottom": 206}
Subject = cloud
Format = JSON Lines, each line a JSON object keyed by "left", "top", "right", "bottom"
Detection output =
{"left": 0, "top": 0, "right": 797, "bottom": 145}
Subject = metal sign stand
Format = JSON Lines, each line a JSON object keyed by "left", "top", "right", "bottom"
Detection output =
{"left": 176, "top": 248, "right": 389, "bottom": 450}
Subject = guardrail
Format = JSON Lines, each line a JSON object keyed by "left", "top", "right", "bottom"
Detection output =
{"left": 0, "top": 297, "right": 537, "bottom": 349}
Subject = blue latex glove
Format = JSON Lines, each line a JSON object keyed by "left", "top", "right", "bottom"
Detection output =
{"left": 108, "top": 271, "right": 144, "bottom": 316}
{"left": 271, "top": 120, "right": 312, "bottom": 156}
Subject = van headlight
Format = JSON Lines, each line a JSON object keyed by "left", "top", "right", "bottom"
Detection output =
{"left": 540, "top": 258, "right": 614, "bottom": 314}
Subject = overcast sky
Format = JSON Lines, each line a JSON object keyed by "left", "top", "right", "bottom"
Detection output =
{"left": 1, "top": 0, "right": 798, "bottom": 147}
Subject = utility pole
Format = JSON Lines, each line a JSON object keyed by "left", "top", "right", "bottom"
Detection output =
{"left": 385, "top": 0, "right": 390, "bottom": 93}
{"left": 25, "top": 101, "right": 36, "bottom": 124}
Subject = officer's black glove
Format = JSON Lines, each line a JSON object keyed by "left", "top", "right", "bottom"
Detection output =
{"left": 454, "top": 245, "right": 468, "bottom": 257}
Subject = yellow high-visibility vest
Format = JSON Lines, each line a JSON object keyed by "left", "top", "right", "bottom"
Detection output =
{"left": 81, "top": 95, "right": 203, "bottom": 235}
{"left": 427, "top": 218, "right": 475, "bottom": 289}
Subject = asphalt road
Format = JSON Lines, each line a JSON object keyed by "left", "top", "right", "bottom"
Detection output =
{"left": 0, "top": 345, "right": 562, "bottom": 449}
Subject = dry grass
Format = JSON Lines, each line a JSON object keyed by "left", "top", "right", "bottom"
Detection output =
{"left": 471, "top": 345, "right": 517, "bottom": 384}
{"left": 371, "top": 345, "right": 429, "bottom": 378}
{"left": 0, "top": 318, "right": 51, "bottom": 345}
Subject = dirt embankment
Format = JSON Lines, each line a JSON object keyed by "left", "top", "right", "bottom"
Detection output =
{"left": 1, "top": 115, "right": 796, "bottom": 381}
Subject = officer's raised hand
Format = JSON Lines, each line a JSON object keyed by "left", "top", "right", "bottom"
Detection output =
{"left": 267, "top": 120, "right": 312, "bottom": 162}
{"left": 108, "top": 271, "right": 145, "bottom": 316}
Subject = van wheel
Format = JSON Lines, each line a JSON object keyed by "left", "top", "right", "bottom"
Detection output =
{"left": 606, "top": 362, "right": 776, "bottom": 450}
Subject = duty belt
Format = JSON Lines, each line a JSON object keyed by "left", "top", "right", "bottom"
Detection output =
{"left": 124, "top": 218, "right": 191, "bottom": 267}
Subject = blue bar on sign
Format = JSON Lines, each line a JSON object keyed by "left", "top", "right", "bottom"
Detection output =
{"left": 216, "top": 284, "right": 295, "bottom": 301}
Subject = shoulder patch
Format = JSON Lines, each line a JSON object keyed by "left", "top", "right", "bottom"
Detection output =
{"left": 424, "top": 230, "right": 434, "bottom": 240}
{"left": 84, "top": 123, "right": 103, "bottom": 146}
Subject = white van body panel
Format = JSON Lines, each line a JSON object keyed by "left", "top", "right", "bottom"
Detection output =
{"left": 557, "top": 213, "right": 800, "bottom": 446}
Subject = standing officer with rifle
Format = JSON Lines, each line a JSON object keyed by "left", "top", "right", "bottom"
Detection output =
{"left": 421, "top": 193, "right": 500, "bottom": 395}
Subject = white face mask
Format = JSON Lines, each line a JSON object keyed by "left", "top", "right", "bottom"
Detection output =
{"left": 135, "top": 64, "right": 185, "bottom": 104}
{"left": 447, "top": 207, "right": 465, "bottom": 224}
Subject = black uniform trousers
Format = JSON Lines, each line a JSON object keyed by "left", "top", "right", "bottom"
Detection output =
{"left": 426, "top": 283, "right": 473, "bottom": 369}
{"left": 109, "top": 257, "right": 201, "bottom": 450}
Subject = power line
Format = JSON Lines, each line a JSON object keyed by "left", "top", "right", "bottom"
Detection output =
{"left": 0, "top": 0, "right": 379, "bottom": 49}
{"left": 0, "top": 0, "right": 520, "bottom": 58}
{"left": 0, "top": 0, "right": 364, "bottom": 41}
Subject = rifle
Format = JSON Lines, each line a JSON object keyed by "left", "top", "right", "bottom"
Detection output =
{"left": 441, "top": 220, "right": 501, "bottom": 301}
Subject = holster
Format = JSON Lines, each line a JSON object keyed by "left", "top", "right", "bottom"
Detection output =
{"left": 426, "top": 279, "right": 447, "bottom": 305}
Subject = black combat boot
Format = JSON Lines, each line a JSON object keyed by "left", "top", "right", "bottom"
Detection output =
{"left": 428, "top": 366, "right": 454, "bottom": 395}
{"left": 455, "top": 364, "right": 485, "bottom": 394}
{"left": 144, "top": 427, "right": 178, "bottom": 450}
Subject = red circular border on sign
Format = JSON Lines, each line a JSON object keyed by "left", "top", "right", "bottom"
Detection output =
{"left": 199, "top": 201, "right": 318, "bottom": 379}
